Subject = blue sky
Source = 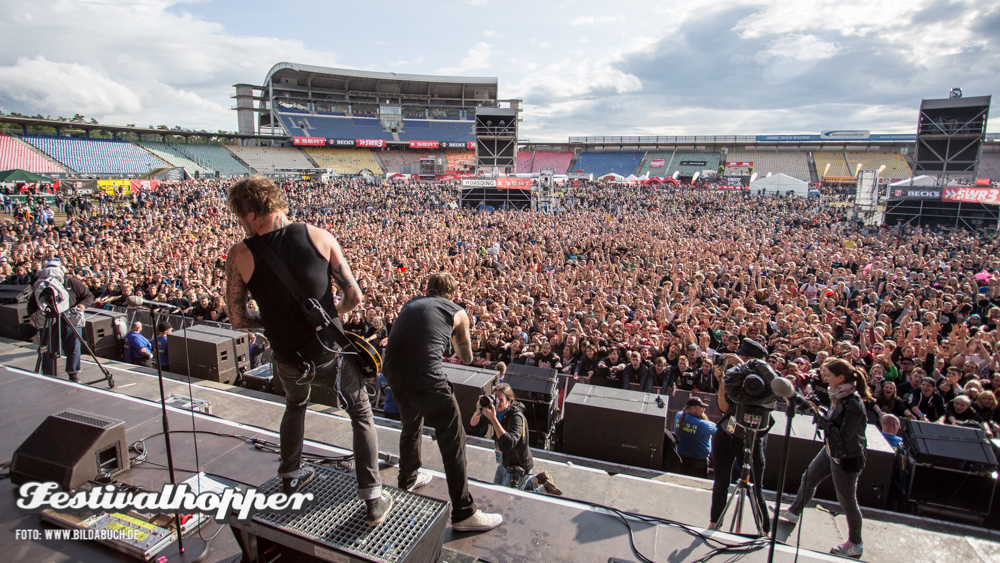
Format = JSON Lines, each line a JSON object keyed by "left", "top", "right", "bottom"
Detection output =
{"left": 0, "top": 0, "right": 997, "bottom": 142}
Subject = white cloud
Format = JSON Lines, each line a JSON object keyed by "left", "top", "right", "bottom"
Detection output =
{"left": 0, "top": 56, "right": 142, "bottom": 116}
{"left": 484, "top": 30, "right": 500, "bottom": 37}
{"left": 436, "top": 42, "right": 492, "bottom": 74}
{"left": 569, "top": 15, "right": 625, "bottom": 26}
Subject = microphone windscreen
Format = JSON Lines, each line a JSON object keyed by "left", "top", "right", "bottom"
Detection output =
{"left": 770, "top": 376, "right": 795, "bottom": 398}
{"left": 126, "top": 295, "right": 144, "bottom": 307}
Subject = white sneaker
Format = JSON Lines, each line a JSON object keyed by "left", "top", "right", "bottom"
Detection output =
{"left": 452, "top": 510, "right": 502, "bottom": 532}
{"left": 780, "top": 510, "right": 800, "bottom": 524}
{"left": 407, "top": 471, "right": 432, "bottom": 492}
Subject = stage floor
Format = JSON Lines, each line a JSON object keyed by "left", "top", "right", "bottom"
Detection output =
{"left": 1, "top": 341, "right": 999, "bottom": 563}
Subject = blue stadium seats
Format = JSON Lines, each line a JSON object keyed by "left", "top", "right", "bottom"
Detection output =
{"left": 23, "top": 136, "right": 166, "bottom": 174}
{"left": 171, "top": 144, "right": 252, "bottom": 176}
{"left": 572, "top": 152, "right": 645, "bottom": 176}
{"left": 275, "top": 112, "right": 473, "bottom": 143}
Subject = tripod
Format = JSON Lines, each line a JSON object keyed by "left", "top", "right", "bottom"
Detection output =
{"left": 34, "top": 306, "right": 115, "bottom": 389}
{"left": 712, "top": 426, "right": 767, "bottom": 536}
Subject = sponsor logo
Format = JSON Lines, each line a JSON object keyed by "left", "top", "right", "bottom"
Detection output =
{"left": 725, "top": 162, "right": 753, "bottom": 167}
{"left": 467, "top": 141, "right": 477, "bottom": 150}
{"left": 942, "top": 187, "right": 1000, "bottom": 204}
{"left": 649, "top": 159, "right": 665, "bottom": 169}
{"left": 328, "top": 138, "right": 355, "bottom": 147}
{"left": 461, "top": 179, "right": 496, "bottom": 188}
{"left": 442, "top": 141, "right": 468, "bottom": 149}
{"left": 497, "top": 177, "right": 532, "bottom": 189}
{"left": 409, "top": 140, "right": 439, "bottom": 149}
{"left": 355, "top": 139, "right": 386, "bottom": 148}
{"left": 293, "top": 137, "right": 326, "bottom": 146}
{"left": 820, "top": 130, "right": 871, "bottom": 140}
{"left": 678, "top": 161, "right": 707, "bottom": 166}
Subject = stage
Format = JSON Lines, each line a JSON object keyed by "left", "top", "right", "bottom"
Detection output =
{"left": 0, "top": 340, "right": 998, "bottom": 562}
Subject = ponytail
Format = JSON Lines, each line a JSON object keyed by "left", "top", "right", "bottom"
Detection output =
{"left": 823, "top": 358, "right": 875, "bottom": 403}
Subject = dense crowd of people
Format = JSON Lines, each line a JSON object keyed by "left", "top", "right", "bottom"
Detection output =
{"left": 3, "top": 176, "right": 1000, "bottom": 439}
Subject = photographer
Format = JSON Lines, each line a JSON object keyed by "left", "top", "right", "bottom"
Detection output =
{"left": 28, "top": 258, "right": 94, "bottom": 383}
{"left": 471, "top": 383, "right": 562, "bottom": 495}
{"left": 781, "top": 358, "right": 873, "bottom": 559}
{"left": 709, "top": 338, "right": 773, "bottom": 534}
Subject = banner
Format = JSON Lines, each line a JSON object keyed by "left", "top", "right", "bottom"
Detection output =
{"left": 130, "top": 179, "right": 160, "bottom": 192}
{"left": 679, "top": 160, "right": 707, "bottom": 166}
{"left": 461, "top": 178, "right": 496, "bottom": 188}
{"left": 649, "top": 158, "right": 665, "bottom": 169}
{"left": 327, "top": 138, "right": 355, "bottom": 147}
{"left": 293, "top": 137, "right": 325, "bottom": 146}
{"left": 756, "top": 134, "right": 916, "bottom": 142}
{"left": 725, "top": 161, "right": 753, "bottom": 167}
{"left": 888, "top": 187, "right": 942, "bottom": 201}
{"left": 442, "top": 141, "right": 468, "bottom": 149}
{"left": 821, "top": 130, "right": 870, "bottom": 140}
{"left": 467, "top": 141, "right": 477, "bottom": 150}
{"left": 97, "top": 179, "right": 132, "bottom": 196}
{"left": 496, "top": 177, "right": 531, "bottom": 190}
{"left": 356, "top": 139, "right": 386, "bottom": 148}
{"left": 409, "top": 140, "right": 439, "bottom": 149}
{"left": 942, "top": 187, "right": 1000, "bottom": 205}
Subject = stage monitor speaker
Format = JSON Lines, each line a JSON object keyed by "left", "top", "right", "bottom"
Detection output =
{"left": 562, "top": 384, "right": 668, "bottom": 470}
{"left": 0, "top": 302, "right": 35, "bottom": 341}
{"left": 442, "top": 363, "right": 499, "bottom": 437}
{"left": 82, "top": 308, "right": 126, "bottom": 360}
{"left": 185, "top": 324, "right": 251, "bottom": 373}
{"left": 167, "top": 328, "right": 239, "bottom": 383}
{"left": 506, "top": 364, "right": 558, "bottom": 446}
{"left": 11, "top": 410, "right": 129, "bottom": 491}
{"left": 763, "top": 411, "right": 895, "bottom": 509}
{"left": 904, "top": 420, "right": 997, "bottom": 471}
{"left": 904, "top": 457, "right": 998, "bottom": 518}
{"left": 0, "top": 284, "right": 31, "bottom": 304}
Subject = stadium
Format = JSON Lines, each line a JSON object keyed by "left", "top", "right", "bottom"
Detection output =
{"left": 1, "top": 55, "right": 1000, "bottom": 563}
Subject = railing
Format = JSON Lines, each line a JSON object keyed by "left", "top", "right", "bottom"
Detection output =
{"left": 568, "top": 135, "right": 757, "bottom": 144}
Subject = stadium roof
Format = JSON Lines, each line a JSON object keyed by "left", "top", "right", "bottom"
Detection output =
{"left": 264, "top": 62, "right": 497, "bottom": 88}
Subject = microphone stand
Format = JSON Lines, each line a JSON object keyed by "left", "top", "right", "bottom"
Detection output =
{"left": 767, "top": 399, "right": 796, "bottom": 563}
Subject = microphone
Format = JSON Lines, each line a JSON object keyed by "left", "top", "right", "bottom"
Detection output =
{"left": 126, "top": 295, "right": 177, "bottom": 309}
{"left": 770, "top": 377, "right": 816, "bottom": 414}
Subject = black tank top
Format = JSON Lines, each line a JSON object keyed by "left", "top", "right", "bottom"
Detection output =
{"left": 382, "top": 295, "right": 461, "bottom": 391}
{"left": 245, "top": 223, "right": 334, "bottom": 360}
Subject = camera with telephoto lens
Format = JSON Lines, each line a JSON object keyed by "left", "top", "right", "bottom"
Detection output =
{"left": 479, "top": 394, "right": 498, "bottom": 409}
{"left": 723, "top": 359, "right": 779, "bottom": 408}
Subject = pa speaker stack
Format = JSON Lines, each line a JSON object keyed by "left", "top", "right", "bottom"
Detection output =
{"left": 505, "top": 363, "right": 558, "bottom": 447}
{"left": 0, "top": 299, "right": 35, "bottom": 341}
{"left": 562, "top": 384, "right": 668, "bottom": 470}
{"left": 441, "top": 363, "right": 499, "bottom": 437}
{"left": 167, "top": 326, "right": 247, "bottom": 384}
{"left": 82, "top": 307, "right": 127, "bottom": 360}
{"left": 0, "top": 284, "right": 31, "bottom": 304}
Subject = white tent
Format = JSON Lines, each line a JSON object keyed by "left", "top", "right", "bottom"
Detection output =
{"left": 750, "top": 173, "right": 810, "bottom": 197}
{"left": 888, "top": 175, "right": 936, "bottom": 188}
{"left": 599, "top": 172, "right": 624, "bottom": 181}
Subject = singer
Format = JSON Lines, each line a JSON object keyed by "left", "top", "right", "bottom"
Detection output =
{"left": 781, "top": 358, "right": 873, "bottom": 559}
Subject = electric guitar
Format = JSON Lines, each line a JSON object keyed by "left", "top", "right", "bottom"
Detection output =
{"left": 313, "top": 320, "right": 382, "bottom": 381}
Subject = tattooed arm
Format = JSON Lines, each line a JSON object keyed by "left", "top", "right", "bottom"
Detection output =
{"left": 307, "top": 225, "right": 363, "bottom": 316}
{"left": 452, "top": 309, "right": 474, "bottom": 365}
{"left": 225, "top": 242, "right": 263, "bottom": 329}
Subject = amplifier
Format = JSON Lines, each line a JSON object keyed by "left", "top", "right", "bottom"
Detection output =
{"left": 442, "top": 363, "right": 498, "bottom": 437}
{"left": 243, "top": 364, "right": 276, "bottom": 393}
{"left": 167, "top": 328, "right": 239, "bottom": 383}
{"left": 904, "top": 420, "right": 997, "bottom": 472}
{"left": 11, "top": 410, "right": 129, "bottom": 491}
{"left": 904, "top": 458, "right": 998, "bottom": 517}
{"left": 763, "top": 411, "right": 895, "bottom": 509}
{"left": 82, "top": 308, "right": 127, "bottom": 360}
{"left": 506, "top": 364, "right": 559, "bottom": 446}
{"left": 185, "top": 324, "right": 251, "bottom": 373}
{"left": 562, "top": 384, "right": 668, "bottom": 470}
{"left": 0, "top": 302, "right": 35, "bottom": 341}
{"left": 0, "top": 284, "right": 31, "bottom": 304}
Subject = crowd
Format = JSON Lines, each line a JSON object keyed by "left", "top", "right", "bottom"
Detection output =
{"left": 3, "top": 176, "right": 999, "bottom": 440}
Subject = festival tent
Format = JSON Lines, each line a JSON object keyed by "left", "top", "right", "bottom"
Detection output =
{"left": 750, "top": 173, "right": 809, "bottom": 197}
{"left": 0, "top": 169, "right": 55, "bottom": 183}
{"left": 599, "top": 172, "right": 624, "bottom": 182}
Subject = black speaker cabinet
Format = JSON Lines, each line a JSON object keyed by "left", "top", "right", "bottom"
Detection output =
{"left": 903, "top": 457, "right": 998, "bottom": 517}
{"left": 0, "top": 284, "right": 31, "bottom": 304}
{"left": 243, "top": 364, "right": 277, "bottom": 394}
{"left": 186, "top": 324, "right": 251, "bottom": 373}
{"left": 904, "top": 420, "right": 998, "bottom": 471}
{"left": 562, "top": 384, "right": 668, "bottom": 470}
{"left": 82, "top": 308, "right": 126, "bottom": 360}
{"left": 167, "top": 328, "right": 239, "bottom": 383}
{"left": 11, "top": 410, "right": 129, "bottom": 491}
{"left": 763, "top": 412, "right": 895, "bottom": 509}
{"left": 442, "top": 363, "right": 499, "bottom": 437}
{"left": 0, "top": 302, "right": 35, "bottom": 341}
{"left": 506, "top": 364, "right": 559, "bottom": 445}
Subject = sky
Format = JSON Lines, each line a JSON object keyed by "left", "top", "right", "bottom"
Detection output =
{"left": 0, "top": 0, "right": 998, "bottom": 142}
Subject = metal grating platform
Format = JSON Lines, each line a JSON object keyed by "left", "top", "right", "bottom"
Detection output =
{"left": 252, "top": 464, "right": 449, "bottom": 563}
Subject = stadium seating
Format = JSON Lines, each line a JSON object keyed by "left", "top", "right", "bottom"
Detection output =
{"left": 444, "top": 151, "right": 475, "bottom": 172}
{"left": 529, "top": 152, "right": 574, "bottom": 174}
{"left": 979, "top": 147, "right": 1000, "bottom": 181}
{"left": 303, "top": 148, "right": 383, "bottom": 175}
{"left": 664, "top": 151, "right": 721, "bottom": 178}
{"left": 843, "top": 152, "right": 912, "bottom": 180}
{"left": 137, "top": 141, "right": 213, "bottom": 176}
{"left": 397, "top": 120, "right": 475, "bottom": 143}
{"left": 636, "top": 151, "right": 674, "bottom": 177}
{"left": 225, "top": 146, "right": 315, "bottom": 174}
{"left": 277, "top": 113, "right": 394, "bottom": 142}
{"left": 813, "top": 152, "right": 852, "bottom": 178}
{"left": 516, "top": 151, "right": 534, "bottom": 174}
{"left": 171, "top": 143, "right": 252, "bottom": 176}
{"left": 23, "top": 135, "right": 166, "bottom": 174}
{"left": 572, "top": 152, "right": 645, "bottom": 176}
{"left": 378, "top": 150, "right": 426, "bottom": 174}
{"left": 725, "top": 151, "right": 812, "bottom": 181}
{"left": 0, "top": 134, "right": 66, "bottom": 173}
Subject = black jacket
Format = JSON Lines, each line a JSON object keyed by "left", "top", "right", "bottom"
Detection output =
{"left": 817, "top": 393, "right": 868, "bottom": 461}
{"left": 495, "top": 402, "right": 533, "bottom": 472}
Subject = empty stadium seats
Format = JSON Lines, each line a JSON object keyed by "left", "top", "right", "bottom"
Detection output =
{"left": 843, "top": 152, "right": 912, "bottom": 180}
{"left": 725, "top": 151, "right": 812, "bottom": 181}
{"left": 516, "top": 151, "right": 534, "bottom": 174}
{"left": 23, "top": 136, "right": 166, "bottom": 174}
{"left": 572, "top": 152, "right": 645, "bottom": 176}
{"left": 637, "top": 151, "right": 673, "bottom": 177}
{"left": 275, "top": 112, "right": 475, "bottom": 144}
{"left": 225, "top": 145, "right": 315, "bottom": 174}
{"left": 137, "top": 141, "right": 213, "bottom": 176}
{"left": 978, "top": 147, "right": 1000, "bottom": 181}
{"left": 171, "top": 144, "right": 252, "bottom": 176}
{"left": 303, "top": 148, "right": 383, "bottom": 175}
{"left": 663, "top": 151, "right": 721, "bottom": 178}
{"left": 813, "top": 152, "right": 852, "bottom": 178}
{"left": 529, "top": 152, "right": 573, "bottom": 174}
{"left": 0, "top": 134, "right": 65, "bottom": 173}
{"left": 378, "top": 150, "right": 425, "bottom": 174}
{"left": 397, "top": 120, "right": 475, "bottom": 143}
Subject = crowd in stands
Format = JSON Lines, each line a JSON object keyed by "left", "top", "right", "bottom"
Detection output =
{"left": 1, "top": 177, "right": 998, "bottom": 442}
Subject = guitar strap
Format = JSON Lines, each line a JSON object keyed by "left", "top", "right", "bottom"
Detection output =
{"left": 243, "top": 235, "right": 355, "bottom": 357}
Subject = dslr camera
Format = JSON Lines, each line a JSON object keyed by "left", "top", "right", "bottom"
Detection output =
{"left": 479, "top": 394, "right": 499, "bottom": 410}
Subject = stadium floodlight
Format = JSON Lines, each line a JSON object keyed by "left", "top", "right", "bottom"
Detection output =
{"left": 949, "top": 87, "right": 963, "bottom": 99}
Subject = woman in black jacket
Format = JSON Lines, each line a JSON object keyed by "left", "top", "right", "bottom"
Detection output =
{"left": 781, "top": 358, "right": 873, "bottom": 559}
{"left": 471, "top": 383, "right": 562, "bottom": 495}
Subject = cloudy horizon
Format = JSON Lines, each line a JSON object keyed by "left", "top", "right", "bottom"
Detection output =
{"left": 0, "top": 0, "right": 997, "bottom": 142}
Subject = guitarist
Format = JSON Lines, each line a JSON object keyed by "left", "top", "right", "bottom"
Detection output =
{"left": 224, "top": 177, "right": 393, "bottom": 527}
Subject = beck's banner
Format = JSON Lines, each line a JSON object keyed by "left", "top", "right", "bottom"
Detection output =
{"left": 442, "top": 141, "right": 468, "bottom": 149}
{"left": 942, "top": 187, "right": 1000, "bottom": 205}
{"left": 649, "top": 159, "right": 665, "bottom": 169}
{"left": 496, "top": 177, "right": 532, "bottom": 189}
{"left": 327, "top": 138, "right": 355, "bottom": 147}
{"left": 356, "top": 139, "right": 387, "bottom": 148}
{"left": 409, "top": 140, "right": 440, "bottom": 149}
{"left": 293, "top": 137, "right": 325, "bottom": 146}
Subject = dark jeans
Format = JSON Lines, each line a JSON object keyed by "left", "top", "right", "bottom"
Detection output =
{"left": 679, "top": 456, "right": 709, "bottom": 479}
{"left": 273, "top": 354, "right": 382, "bottom": 501}
{"left": 42, "top": 320, "right": 81, "bottom": 377}
{"left": 710, "top": 429, "right": 769, "bottom": 533}
{"left": 394, "top": 382, "right": 477, "bottom": 523}
{"left": 787, "top": 447, "right": 863, "bottom": 545}
{"left": 637, "top": 372, "right": 655, "bottom": 393}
